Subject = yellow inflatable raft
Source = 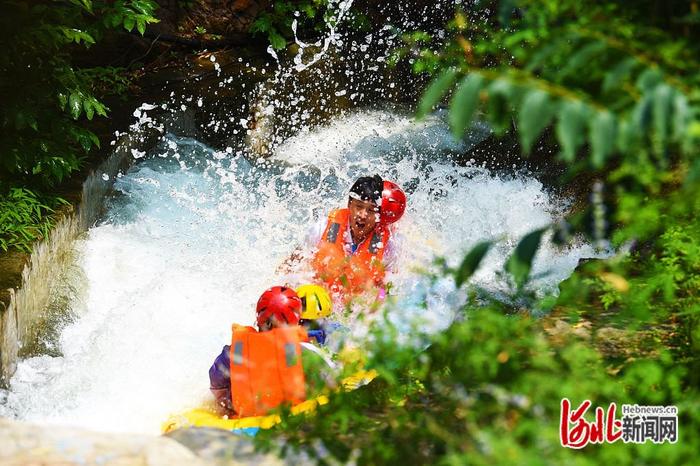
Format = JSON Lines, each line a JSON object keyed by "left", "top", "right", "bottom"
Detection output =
{"left": 161, "top": 369, "right": 377, "bottom": 434}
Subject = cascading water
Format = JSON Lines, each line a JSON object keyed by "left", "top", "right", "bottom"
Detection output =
{"left": 0, "top": 109, "right": 603, "bottom": 433}
{"left": 1, "top": 1, "right": 605, "bottom": 434}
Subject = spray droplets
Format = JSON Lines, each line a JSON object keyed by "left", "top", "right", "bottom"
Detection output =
{"left": 130, "top": 149, "right": 146, "bottom": 159}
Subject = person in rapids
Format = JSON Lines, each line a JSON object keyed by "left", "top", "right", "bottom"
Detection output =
{"left": 209, "top": 286, "right": 335, "bottom": 416}
{"left": 296, "top": 283, "right": 337, "bottom": 346}
{"left": 282, "top": 175, "right": 407, "bottom": 297}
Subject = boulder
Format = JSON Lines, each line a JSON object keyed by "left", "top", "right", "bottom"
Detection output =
{"left": 0, "top": 417, "right": 207, "bottom": 466}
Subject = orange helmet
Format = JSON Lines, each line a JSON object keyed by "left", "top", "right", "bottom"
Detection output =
{"left": 380, "top": 180, "right": 406, "bottom": 225}
{"left": 256, "top": 286, "right": 302, "bottom": 327}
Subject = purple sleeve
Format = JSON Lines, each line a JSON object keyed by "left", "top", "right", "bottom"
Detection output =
{"left": 209, "top": 345, "right": 231, "bottom": 389}
{"left": 209, "top": 345, "right": 232, "bottom": 410}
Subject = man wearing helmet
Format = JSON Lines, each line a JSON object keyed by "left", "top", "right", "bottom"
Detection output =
{"left": 295, "top": 283, "right": 351, "bottom": 351}
{"left": 283, "top": 175, "right": 406, "bottom": 296}
{"left": 209, "top": 286, "right": 335, "bottom": 415}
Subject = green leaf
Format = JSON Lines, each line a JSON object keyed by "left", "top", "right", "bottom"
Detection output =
{"left": 525, "top": 42, "right": 560, "bottom": 72}
{"left": 636, "top": 68, "right": 663, "bottom": 92}
{"left": 633, "top": 93, "right": 653, "bottom": 132}
{"left": 417, "top": 68, "right": 458, "bottom": 119}
{"left": 556, "top": 100, "right": 589, "bottom": 162}
{"left": 652, "top": 84, "right": 673, "bottom": 153}
{"left": 108, "top": 13, "right": 122, "bottom": 28}
{"left": 78, "top": 135, "right": 92, "bottom": 151}
{"left": 251, "top": 16, "right": 272, "bottom": 34}
{"left": 486, "top": 79, "right": 516, "bottom": 134}
{"left": 589, "top": 110, "right": 616, "bottom": 168}
{"left": 137, "top": 18, "right": 146, "bottom": 35}
{"left": 559, "top": 41, "right": 606, "bottom": 80}
{"left": 498, "top": 0, "right": 516, "bottom": 27}
{"left": 132, "top": 0, "right": 154, "bottom": 15}
{"left": 672, "top": 93, "right": 690, "bottom": 146}
{"left": 69, "top": 92, "right": 82, "bottom": 119}
{"left": 268, "top": 30, "right": 287, "bottom": 50}
{"left": 89, "top": 131, "right": 100, "bottom": 149}
{"left": 93, "top": 100, "right": 108, "bottom": 117}
{"left": 68, "top": 0, "right": 93, "bottom": 13}
{"left": 506, "top": 228, "right": 548, "bottom": 289}
{"left": 685, "top": 157, "right": 700, "bottom": 187}
{"left": 448, "top": 73, "right": 484, "bottom": 138}
{"left": 602, "top": 57, "right": 638, "bottom": 93}
{"left": 517, "top": 89, "right": 555, "bottom": 154}
{"left": 123, "top": 16, "right": 136, "bottom": 32}
{"left": 455, "top": 241, "right": 491, "bottom": 287}
{"left": 616, "top": 118, "right": 639, "bottom": 153}
{"left": 302, "top": 4, "right": 316, "bottom": 18}
{"left": 407, "top": 31, "right": 431, "bottom": 43}
{"left": 62, "top": 27, "right": 96, "bottom": 45}
{"left": 28, "top": 115, "right": 39, "bottom": 131}
{"left": 80, "top": 31, "right": 95, "bottom": 45}
{"left": 58, "top": 93, "right": 68, "bottom": 110}
{"left": 84, "top": 99, "right": 94, "bottom": 120}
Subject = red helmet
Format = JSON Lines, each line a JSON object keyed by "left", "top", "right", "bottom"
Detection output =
{"left": 256, "top": 286, "right": 302, "bottom": 328}
{"left": 380, "top": 180, "right": 406, "bottom": 225}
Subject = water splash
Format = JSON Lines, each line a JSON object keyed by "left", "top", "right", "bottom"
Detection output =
{"left": 0, "top": 109, "right": 604, "bottom": 433}
{"left": 290, "top": 0, "right": 355, "bottom": 72}
{"left": 0, "top": 0, "right": 605, "bottom": 434}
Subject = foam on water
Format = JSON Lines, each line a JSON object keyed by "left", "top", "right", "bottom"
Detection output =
{"left": 0, "top": 0, "right": 606, "bottom": 436}
{"left": 0, "top": 109, "right": 603, "bottom": 433}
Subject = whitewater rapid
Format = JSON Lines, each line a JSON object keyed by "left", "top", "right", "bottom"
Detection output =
{"left": 0, "top": 109, "right": 602, "bottom": 433}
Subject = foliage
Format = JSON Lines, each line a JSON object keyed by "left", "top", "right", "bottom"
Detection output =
{"left": 77, "top": 66, "right": 134, "bottom": 99}
{"left": 405, "top": 0, "right": 700, "bottom": 282}
{"left": 556, "top": 187, "right": 700, "bottom": 369}
{"left": 176, "top": 0, "right": 196, "bottom": 11}
{"left": 255, "top": 1, "right": 700, "bottom": 464}
{"left": 250, "top": 0, "right": 366, "bottom": 50}
{"left": 0, "top": 188, "right": 67, "bottom": 253}
{"left": 250, "top": 0, "right": 329, "bottom": 50}
{"left": 410, "top": 3, "right": 699, "bottom": 184}
{"left": 254, "top": 201, "right": 700, "bottom": 464}
{"left": 0, "top": 0, "right": 158, "bottom": 251}
{"left": 257, "top": 306, "right": 699, "bottom": 464}
{"left": 0, "top": 0, "right": 158, "bottom": 188}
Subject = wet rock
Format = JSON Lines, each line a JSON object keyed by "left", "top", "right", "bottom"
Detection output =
{"left": 166, "top": 427, "right": 291, "bottom": 465}
{"left": 0, "top": 418, "right": 208, "bottom": 465}
{"left": 245, "top": 82, "right": 276, "bottom": 157}
{"left": 177, "top": 0, "right": 271, "bottom": 37}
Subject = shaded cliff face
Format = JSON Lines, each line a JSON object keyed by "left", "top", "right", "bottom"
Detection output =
{"left": 151, "top": 0, "right": 452, "bottom": 40}
{"left": 170, "top": 0, "right": 270, "bottom": 36}
{"left": 150, "top": 0, "right": 466, "bottom": 145}
{"left": 70, "top": 0, "right": 468, "bottom": 152}
{"left": 152, "top": 0, "right": 265, "bottom": 31}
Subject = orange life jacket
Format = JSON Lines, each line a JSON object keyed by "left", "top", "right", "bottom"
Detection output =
{"left": 311, "top": 208, "right": 391, "bottom": 294}
{"left": 229, "top": 324, "right": 307, "bottom": 417}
